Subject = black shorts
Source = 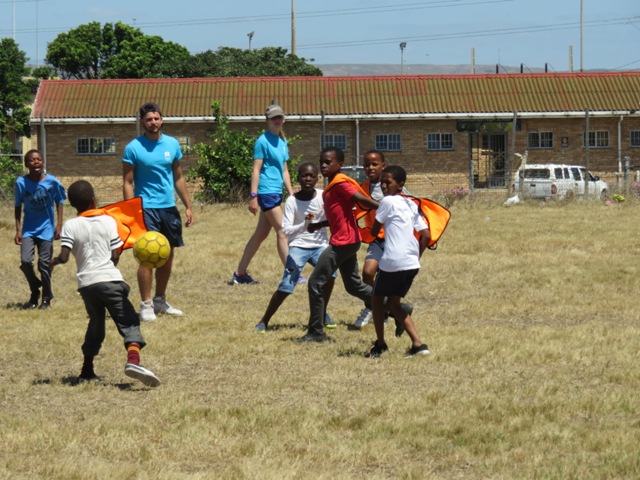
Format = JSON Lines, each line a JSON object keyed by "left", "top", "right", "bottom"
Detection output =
{"left": 143, "top": 207, "right": 184, "bottom": 247}
{"left": 373, "top": 268, "right": 419, "bottom": 298}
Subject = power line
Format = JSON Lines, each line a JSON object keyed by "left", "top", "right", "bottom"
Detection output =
{"left": 297, "top": 16, "right": 640, "bottom": 50}
{"left": 1, "top": 0, "right": 513, "bottom": 34}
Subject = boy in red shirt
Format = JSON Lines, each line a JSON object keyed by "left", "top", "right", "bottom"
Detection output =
{"left": 300, "top": 147, "right": 379, "bottom": 343}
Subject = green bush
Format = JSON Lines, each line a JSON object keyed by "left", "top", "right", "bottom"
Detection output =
{"left": 190, "top": 101, "right": 299, "bottom": 204}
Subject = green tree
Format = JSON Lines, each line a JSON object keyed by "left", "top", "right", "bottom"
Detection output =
{"left": 190, "top": 102, "right": 300, "bottom": 204}
{"left": 0, "top": 139, "right": 22, "bottom": 200}
{"left": 45, "top": 22, "right": 190, "bottom": 79}
{"left": 176, "top": 47, "right": 322, "bottom": 77}
{"left": 0, "top": 38, "right": 31, "bottom": 138}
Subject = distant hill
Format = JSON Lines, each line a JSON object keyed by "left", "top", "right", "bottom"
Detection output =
{"left": 316, "top": 64, "right": 548, "bottom": 76}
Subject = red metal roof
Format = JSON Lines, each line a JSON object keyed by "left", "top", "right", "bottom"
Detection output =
{"left": 31, "top": 72, "right": 640, "bottom": 120}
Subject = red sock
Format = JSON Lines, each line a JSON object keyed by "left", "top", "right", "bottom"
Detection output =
{"left": 127, "top": 343, "right": 141, "bottom": 365}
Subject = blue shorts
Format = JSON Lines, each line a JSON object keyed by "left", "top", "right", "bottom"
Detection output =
{"left": 258, "top": 193, "right": 282, "bottom": 213}
{"left": 143, "top": 207, "right": 184, "bottom": 247}
{"left": 373, "top": 268, "right": 419, "bottom": 298}
{"left": 278, "top": 246, "right": 337, "bottom": 294}
{"left": 365, "top": 239, "right": 385, "bottom": 263}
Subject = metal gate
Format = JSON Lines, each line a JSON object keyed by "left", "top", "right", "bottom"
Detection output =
{"left": 469, "top": 132, "right": 508, "bottom": 189}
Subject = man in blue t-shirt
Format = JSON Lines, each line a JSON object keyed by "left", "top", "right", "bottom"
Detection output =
{"left": 122, "top": 102, "right": 194, "bottom": 322}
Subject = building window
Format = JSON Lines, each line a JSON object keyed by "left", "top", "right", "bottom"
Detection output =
{"left": 583, "top": 130, "right": 610, "bottom": 148}
{"left": 427, "top": 133, "right": 453, "bottom": 151}
{"left": 527, "top": 131, "right": 554, "bottom": 149}
{"left": 630, "top": 130, "right": 640, "bottom": 147}
{"left": 76, "top": 137, "right": 115, "bottom": 155}
{"left": 176, "top": 135, "right": 192, "bottom": 155}
{"left": 375, "top": 134, "right": 401, "bottom": 151}
{"left": 321, "top": 134, "right": 347, "bottom": 151}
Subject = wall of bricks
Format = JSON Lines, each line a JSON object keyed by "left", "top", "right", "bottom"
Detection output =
{"left": 28, "top": 115, "right": 640, "bottom": 198}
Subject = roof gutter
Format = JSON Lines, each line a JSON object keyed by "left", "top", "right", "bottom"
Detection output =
{"left": 30, "top": 111, "right": 635, "bottom": 125}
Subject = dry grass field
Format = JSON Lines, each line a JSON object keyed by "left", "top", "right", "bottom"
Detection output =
{"left": 1, "top": 197, "right": 640, "bottom": 479}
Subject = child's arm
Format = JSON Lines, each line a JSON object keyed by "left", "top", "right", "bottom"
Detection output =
{"left": 353, "top": 191, "right": 379, "bottom": 210}
{"left": 370, "top": 219, "right": 383, "bottom": 239}
{"left": 54, "top": 203, "right": 64, "bottom": 240}
{"left": 14, "top": 206, "right": 22, "bottom": 245}
{"left": 418, "top": 227, "right": 432, "bottom": 257}
{"left": 282, "top": 199, "right": 306, "bottom": 237}
{"left": 50, "top": 246, "right": 71, "bottom": 270}
{"left": 308, "top": 220, "right": 329, "bottom": 233}
{"left": 111, "top": 248, "right": 121, "bottom": 266}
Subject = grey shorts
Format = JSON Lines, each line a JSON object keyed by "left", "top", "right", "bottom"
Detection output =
{"left": 365, "top": 239, "right": 385, "bottom": 263}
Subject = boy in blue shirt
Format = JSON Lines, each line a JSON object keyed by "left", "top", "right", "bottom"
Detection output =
{"left": 14, "top": 149, "right": 66, "bottom": 309}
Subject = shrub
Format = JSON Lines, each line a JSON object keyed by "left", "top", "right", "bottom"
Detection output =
{"left": 190, "top": 102, "right": 299, "bottom": 204}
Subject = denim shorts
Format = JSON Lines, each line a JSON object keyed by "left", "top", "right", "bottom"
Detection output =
{"left": 373, "top": 268, "right": 419, "bottom": 298}
{"left": 278, "top": 246, "right": 337, "bottom": 294}
{"left": 143, "top": 207, "right": 184, "bottom": 247}
{"left": 258, "top": 193, "right": 282, "bottom": 212}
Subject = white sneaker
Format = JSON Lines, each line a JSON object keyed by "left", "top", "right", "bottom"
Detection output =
{"left": 354, "top": 308, "right": 372, "bottom": 329}
{"left": 124, "top": 363, "right": 161, "bottom": 387}
{"left": 139, "top": 301, "right": 157, "bottom": 322}
{"left": 153, "top": 295, "right": 183, "bottom": 316}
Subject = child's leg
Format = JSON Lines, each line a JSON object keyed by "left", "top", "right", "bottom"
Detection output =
{"left": 19, "top": 237, "right": 42, "bottom": 300}
{"left": 259, "top": 291, "right": 290, "bottom": 327}
{"left": 362, "top": 240, "right": 383, "bottom": 287}
{"left": 259, "top": 247, "right": 311, "bottom": 327}
{"left": 372, "top": 294, "right": 386, "bottom": 345}
{"left": 338, "top": 244, "right": 373, "bottom": 305}
{"left": 306, "top": 245, "right": 342, "bottom": 337}
{"left": 36, "top": 238, "right": 54, "bottom": 300}
{"left": 78, "top": 286, "right": 108, "bottom": 378}
{"left": 236, "top": 211, "right": 273, "bottom": 274}
{"left": 104, "top": 282, "right": 146, "bottom": 349}
{"left": 386, "top": 295, "right": 424, "bottom": 348}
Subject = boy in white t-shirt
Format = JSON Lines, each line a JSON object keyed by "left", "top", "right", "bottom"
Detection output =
{"left": 50, "top": 180, "right": 160, "bottom": 386}
{"left": 255, "top": 163, "right": 335, "bottom": 332}
{"left": 366, "top": 166, "right": 432, "bottom": 358}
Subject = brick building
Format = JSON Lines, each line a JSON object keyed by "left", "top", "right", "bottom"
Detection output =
{"left": 29, "top": 72, "right": 640, "bottom": 200}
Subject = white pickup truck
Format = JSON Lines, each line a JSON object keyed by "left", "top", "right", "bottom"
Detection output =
{"left": 513, "top": 164, "right": 608, "bottom": 200}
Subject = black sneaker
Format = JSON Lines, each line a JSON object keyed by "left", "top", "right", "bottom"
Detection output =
{"left": 365, "top": 341, "right": 389, "bottom": 358}
{"left": 406, "top": 344, "right": 430, "bottom": 357}
{"left": 39, "top": 298, "right": 51, "bottom": 310}
{"left": 297, "top": 332, "right": 330, "bottom": 343}
{"left": 23, "top": 292, "right": 40, "bottom": 309}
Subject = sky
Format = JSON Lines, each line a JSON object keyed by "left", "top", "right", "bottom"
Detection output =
{"left": 1, "top": 0, "right": 639, "bottom": 72}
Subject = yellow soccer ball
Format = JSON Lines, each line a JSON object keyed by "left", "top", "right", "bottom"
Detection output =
{"left": 133, "top": 231, "right": 171, "bottom": 269}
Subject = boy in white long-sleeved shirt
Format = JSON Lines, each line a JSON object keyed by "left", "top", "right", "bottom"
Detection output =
{"left": 255, "top": 163, "right": 335, "bottom": 332}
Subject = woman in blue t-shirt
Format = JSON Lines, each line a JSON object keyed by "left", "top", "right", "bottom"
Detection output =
{"left": 231, "top": 105, "right": 294, "bottom": 285}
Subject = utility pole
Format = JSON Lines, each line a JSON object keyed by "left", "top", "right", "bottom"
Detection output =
{"left": 399, "top": 42, "right": 407, "bottom": 74}
{"left": 248, "top": 31, "right": 254, "bottom": 51}
{"left": 291, "top": 0, "right": 296, "bottom": 56}
{"left": 580, "top": 0, "right": 584, "bottom": 72}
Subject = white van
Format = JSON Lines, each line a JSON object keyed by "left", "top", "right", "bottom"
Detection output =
{"left": 513, "top": 164, "right": 608, "bottom": 200}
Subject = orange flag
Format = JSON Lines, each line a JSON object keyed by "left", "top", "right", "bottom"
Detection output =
{"left": 79, "top": 197, "right": 147, "bottom": 251}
